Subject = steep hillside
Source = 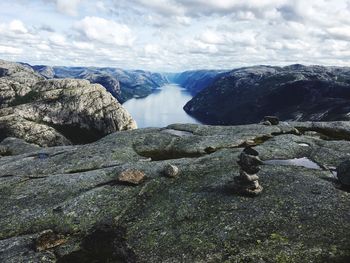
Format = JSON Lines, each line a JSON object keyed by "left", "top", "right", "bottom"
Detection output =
{"left": 184, "top": 65, "right": 350, "bottom": 125}
{"left": 28, "top": 65, "right": 169, "bottom": 103}
{"left": 172, "top": 70, "right": 227, "bottom": 95}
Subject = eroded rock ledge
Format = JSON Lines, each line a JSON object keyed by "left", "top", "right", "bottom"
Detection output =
{"left": 0, "top": 60, "right": 136, "bottom": 146}
{"left": 0, "top": 121, "right": 350, "bottom": 262}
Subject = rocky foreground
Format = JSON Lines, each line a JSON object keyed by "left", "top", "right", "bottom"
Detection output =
{"left": 1, "top": 121, "right": 350, "bottom": 262}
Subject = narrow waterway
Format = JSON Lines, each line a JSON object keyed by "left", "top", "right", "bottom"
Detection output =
{"left": 122, "top": 84, "right": 200, "bottom": 128}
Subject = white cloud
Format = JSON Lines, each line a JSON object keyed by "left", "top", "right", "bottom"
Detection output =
{"left": 327, "top": 26, "right": 350, "bottom": 41}
{"left": 74, "top": 16, "right": 135, "bottom": 47}
{"left": 0, "top": 0, "right": 350, "bottom": 71}
{"left": 56, "top": 0, "right": 81, "bottom": 16}
{"left": 49, "top": 33, "right": 66, "bottom": 46}
{"left": 9, "top": 20, "right": 28, "bottom": 34}
{"left": 0, "top": 45, "right": 23, "bottom": 54}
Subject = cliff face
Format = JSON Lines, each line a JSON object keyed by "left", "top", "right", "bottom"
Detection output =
{"left": 0, "top": 121, "right": 350, "bottom": 262}
{"left": 184, "top": 65, "right": 350, "bottom": 125}
{"left": 172, "top": 70, "right": 227, "bottom": 95}
{"left": 28, "top": 64, "right": 169, "bottom": 103}
{"left": 0, "top": 60, "right": 136, "bottom": 146}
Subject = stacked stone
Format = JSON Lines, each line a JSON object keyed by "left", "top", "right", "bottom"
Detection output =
{"left": 234, "top": 147, "right": 263, "bottom": 196}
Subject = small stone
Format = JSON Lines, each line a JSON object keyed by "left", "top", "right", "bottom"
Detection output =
{"left": 0, "top": 146, "right": 10, "bottom": 156}
{"left": 262, "top": 120, "right": 272, "bottom": 126}
{"left": 239, "top": 170, "right": 259, "bottom": 182}
{"left": 263, "top": 116, "right": 279, "bottom": 125}
{"left": 163, "top": 164, "right": 179, "bottom": 178}
{"left": 238, "top": 152, "right": 263, "bottom": 167}
{"left": 237, "top": 162, "right": 261, "bottom": 174}
{"left": 35, "top": 230, "right": 66, "bottom": 252}
{"left": 205, "top": 146, "right": 216, "bottom": 153}
{"left": 245, "top": 185, "right": 263, "bottom": 196}
{"left": 336, "top": 160, "right": 350, "bottom": 187}
{"left": 243, "top": 147, "right": 259, "bottom": 156}
{"left": 240, "top": 140, "right": 256, "bottom": 147}
{"left": 118, "top": 169, "right": 146, "bottom": 185}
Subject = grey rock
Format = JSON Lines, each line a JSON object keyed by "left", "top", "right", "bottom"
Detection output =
{"left": 336, "top": 160, "right": 350, "bottom": 186}
{"left": 0, "top": 60, "right": 137, "bottom": 146}
{"left": 0, "top": 137, "right": 40, "bottom": 156}
{"left": 0, "top": 121, "right": 349, "bottom": 262}
{"left": 264, "top": 116, "right": 279, "bottom": 125}
{"left": 184, "top": 65, "right": 350, "bottom": 125}
{"left": 163, "top": 164, "right": 179, "bottom": 177}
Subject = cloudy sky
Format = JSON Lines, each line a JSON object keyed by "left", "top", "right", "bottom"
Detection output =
{"left": 0, "top": 0, "right": 350, "bottom": 71}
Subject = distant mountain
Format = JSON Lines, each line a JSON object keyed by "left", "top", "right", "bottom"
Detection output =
{"left": 184, "top": 64, "right": 350, "bottom": 125}
{"left": 171, "top": 70, "right": 228, "bottom": 95}
{"left": 26, "top": 64, "right": 169, "bottom": 103}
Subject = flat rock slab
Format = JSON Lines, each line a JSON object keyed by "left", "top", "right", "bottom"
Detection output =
{"left": 0, "top": 122, "right": 350, "bottom": 262}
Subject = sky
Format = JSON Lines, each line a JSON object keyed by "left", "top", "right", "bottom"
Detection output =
{"left": 0, "top": 0, "right": 350, "bottom": 71}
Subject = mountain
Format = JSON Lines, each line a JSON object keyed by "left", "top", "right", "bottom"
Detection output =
{"left": 0, "top": 60, "right": 136, "bottom": 146}
{"left": 171, "top": 70, "right": 228, "bottom": 95}
{"left": 27, "top": 64, "right": 169, "bottom": 103}
{"left": 1, "top": 121, "right": 350, "bottom": 262}
{"left": 184, "top": 65, "right": 350, "bottom": 125}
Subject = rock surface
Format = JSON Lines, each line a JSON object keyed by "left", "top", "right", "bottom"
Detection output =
{"left": 337, "top": 160, "right": 350, "bottom": 187}
{"left": 184, "top": 65, "right": 350, "bottom": 125}
{"left": 0, "top": 121, "right": 350, "bottom": 262}
{"left": 0, "top": 60, "right": 137, "bottom": 146}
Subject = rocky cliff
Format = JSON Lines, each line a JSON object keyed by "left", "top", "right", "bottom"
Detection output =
{"left": 172, "top": 70, "right": 227, "bottom": 95}
{"left": 0, "top": 121, "right": 349, "bottom": 262}
{"left": 0, "top": 60, "right": 136, "bottom": 146}
{"left": 29, "top": 65, "right": 169, "bottom": 103}
{"left": 184, "top": 65, "right": 350, "bottom": 125}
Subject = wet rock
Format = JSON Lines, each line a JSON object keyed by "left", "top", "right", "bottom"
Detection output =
{"left": 118, "top": 169, "right": 146, "bottom": 185}
{"left": 336, "top": 160, "right": 350, "bottom": 187}
{"left": 163, "top": 164, "right": 179, "bottom": 178}
{"left": 262, "top": 120, "right": 272, "bottom": 126}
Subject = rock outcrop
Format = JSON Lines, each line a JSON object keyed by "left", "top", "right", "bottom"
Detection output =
{"left": 1, "top": 121, "right": 350, "bottom": 262}
{"left": 171, "top": 70, "right": 227, "bottom": 95}
{"left": 27, "top": 64, "right": 169, "bottom": 103}
{"left": 184, "top": 65, "right": 350, "bottom": 125}
{"left": 0, "top": 60, "right": 136, "bottom": 146}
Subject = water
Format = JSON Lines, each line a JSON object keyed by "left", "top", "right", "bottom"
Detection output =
{"left": 123, "top": 84, "right": 200, "bottom": 128}
{"left": 263, "top": 157, "right": 321, "bottom": 170}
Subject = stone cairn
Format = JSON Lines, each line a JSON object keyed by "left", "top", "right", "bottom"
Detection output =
{"left": 233, "top": 147, "right": 263, "bottom": 196}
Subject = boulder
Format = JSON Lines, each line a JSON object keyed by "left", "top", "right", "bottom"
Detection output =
{"left": 336, "top": 160, "right": 350, "bottom": 186}
{"left": 0, "top": 60, "right": 137, "bottom": 146}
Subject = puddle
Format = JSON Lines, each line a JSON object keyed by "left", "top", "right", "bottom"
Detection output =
{"left": 263, "top": 157, "right": 321, "bottom": 170}
{"left": 37, "top": 153, "right": 49, "bottom": 160}
{"left": 162, "top": 129, "right": 193, "bottom": 137}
